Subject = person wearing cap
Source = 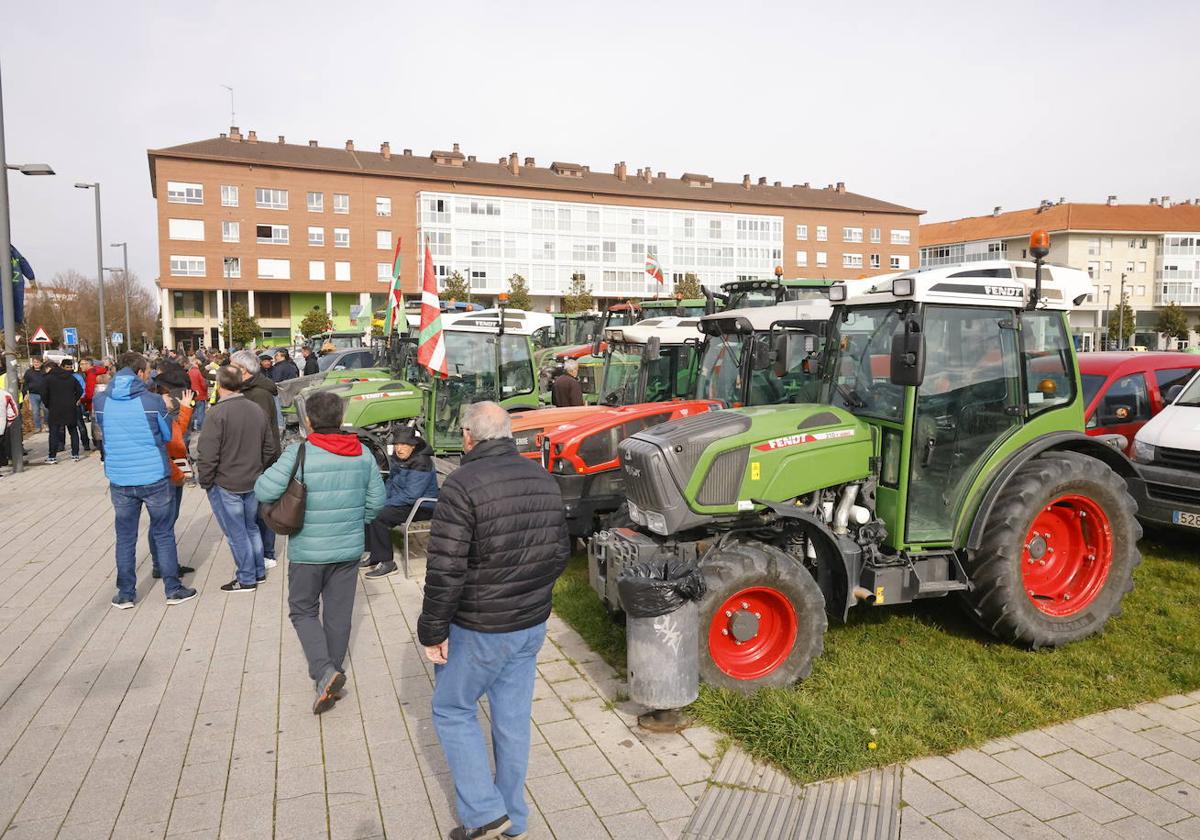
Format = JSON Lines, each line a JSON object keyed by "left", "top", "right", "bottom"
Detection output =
{"left": 258, "top": 354, "right": 274, "bottom": 380}
{"left": 42, "top": 359, "right": 84, "bottom": 463}
{"left": 361, "top": 426, "right": 439, "bottom": 578}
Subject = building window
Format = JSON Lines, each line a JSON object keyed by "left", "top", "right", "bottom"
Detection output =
{"left": 1103, "top": 261, "right": 1112, "bottom": 271}
{"left": 890, "top": 255, "right": 910, "bottom": 270}
{"left": 257, "top": 258, "right": 290, "bottom": 279}
{"left": 222, "top": 221, "right": 239, "bottom": 243}
{"left": 333, "top": 228, "right": 349, "bottom": 248}
{"left": 1125, "top": 261, "right": 1135, "bottom": 273}
{"left": 256, "top": 224, "right": 289, "bottom": 245}
{"left": 870, "top": 254, "right": 880, "bottom": 269}
{"left": 1139, "top": 238, "right": 1148, "bottom": 249}
{"left": 1087, "top": 261, "right": 1099, "bottom": 279}
{"left": 631, "top": 217, "right": 645, "bottom": 235}
{"left": 587, "top": 209, "right": 600, "bottom": 232}
{"left": 603, "top": 241, "right": 616, "bottom": 262}
{"left": 307, "top": 191, "right": 323, "bottom": 212}
{"left": 308, "top": 261, "right": 325, "bottom": 281}
{"left": 376, "top": 230, "right": 392, "bottom": 250}
{"left": 683, "top": 217, "right": 695, "bottom": 239}
{"left": 890, "top": 229, "right": 911, "bottom": 245}
{"left": 167, "top": 219, "right": 204, "bottom": 241}
{"left": 796, "top": 224, "right": 808, "bottom": 240}
{"left": 255, "top": 188, "right": 288, "bottom": 210}
{"left": 333, "top": 193, "right": 350, "bottom": 214}
{"left": 816, "top": 251, "right": 828, "bottom": 267}
{"left": 376, "top": 196, "right": 392, "bottom": 217}
{"left": 816, "top": 226, "right": 828, "bottom": 242}
{"left": 1136, "top": 285, "right": 1146, "bottom": 296}
{"left": 221, "top": 185, "right": 238, "bottom": 207}
{"left": 795, "top": 250, "right": 807, "bottom": 267}
{"left": 843, "top": 227, "right": 863, "bottom": 243}
{"left": 1087, "top": 237, "right": 1101, "bottom": 256}
{"left": 870, "top": 228, "right": 881, "bottom": 244}
{"left": 334, "top": 261, "right": 351, "bottom": 281}
{"left": 169, "top": 255, "right": 205, "bottom": 276}
{"left": 1137, "top": 261, "right": 1146, "bottom": 273}
{"left": 710, "top": 219, "right": 722, "bottom": 239}
{"left": 308, "top": 226, "right": 324, "bottom": 246}
{"left": 377, "top": 262, "right": 391, "bottom": 281}
{"left": 166, "top": 181, "right": 203, "bottom": 204}
{"left": 173, "top": 290, "right": 205, "bottom": 317}
{"left": 843, "top": 253, "right": 863, "bottom": 269}
{"left": 256, "top": 293, "right": 286, "bottom": 319}
{"left": 542, "top": 241, "right": 556, "bottom": 260}
{"left": 223, "top": 256, "right": 241, "bottom": 278}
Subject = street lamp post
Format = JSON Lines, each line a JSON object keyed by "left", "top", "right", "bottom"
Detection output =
{"left": 74, "top": 182, "right": 107, "bottom": 358}
{"left": 0, "top": 61, "right": 55, "bottom": 474}
{"left": 111, "top": 242, "right": 130, "bottom": 354}
{"left": 1119, "top": 272, "right": 1128, "bottom": 351}
{"left": 1103, "top": 287, "right": 1112, "bottom": 350}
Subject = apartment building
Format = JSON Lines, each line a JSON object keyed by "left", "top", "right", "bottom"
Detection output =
{"left": 148, "top": 128, "right": 922, "bottom": 350}
{"left": 920, "top": 198, "right": 1200, "bottom": 350}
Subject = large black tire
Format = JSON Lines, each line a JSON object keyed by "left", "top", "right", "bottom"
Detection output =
{"left": 960, "top": 451, "right": 1141, "bottom": 649}
{"left": 696, "top": 540, "right": 827, "bottom": 693}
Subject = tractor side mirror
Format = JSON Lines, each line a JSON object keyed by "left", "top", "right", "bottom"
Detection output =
{"left": 646, "top": 336, "right": 661, "bottom": 362}
{"left": 889, "top": 319, "right": 926, "bottom": 387}
{"left": 773, "top": 332, "right": 819, "bottom": 378}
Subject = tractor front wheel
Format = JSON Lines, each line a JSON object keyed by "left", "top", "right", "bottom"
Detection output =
{"left": 696, "top": 541, "right": 827, "bottom": 693}
{"left": 962, "top": 451, "right": 1141, "bottom": 648}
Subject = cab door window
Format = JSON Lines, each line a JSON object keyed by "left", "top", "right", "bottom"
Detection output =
{"left": 499, "top": 334, "right": 534, "bottom": 397}
{"left": 1021, "top": 311, "right": 1075, "bottom": 415}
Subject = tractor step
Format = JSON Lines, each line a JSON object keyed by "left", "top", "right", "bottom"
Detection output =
{"left": 916, "top": 579, "right": 970, "bottom": 595}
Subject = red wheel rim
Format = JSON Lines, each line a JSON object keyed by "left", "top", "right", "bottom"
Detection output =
{"left": 1021, "top": 494, "right": 1114, "bottom": 617}
{"left": 707, "top": 586, "right": 798, "bottom": 680}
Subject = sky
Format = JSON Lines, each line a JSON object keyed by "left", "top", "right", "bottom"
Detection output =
{"left": 3, "top": 0, "right": 1198, "bottom": 295}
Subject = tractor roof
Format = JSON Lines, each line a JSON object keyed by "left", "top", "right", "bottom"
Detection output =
{"left": 443, "top": 308, "right": 555, "bottom": 335}
{"left": 604, "top": 316, "right": 702, "bottom": 346}
{"left": 699, "top": 298, "right": 834, "bottom": 333}
{"left": 836, "top": 260, "right": 1091, "bottom": 311}
{"left": 721, "top": 277, "right": 835, "bottom": 291}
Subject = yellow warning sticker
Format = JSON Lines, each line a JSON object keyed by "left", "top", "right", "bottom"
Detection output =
{"left": 875, "top": 586, "right": 885, "bottom": 604}
{"left": 750, "top": 462, "right": 761, "bottom": 480}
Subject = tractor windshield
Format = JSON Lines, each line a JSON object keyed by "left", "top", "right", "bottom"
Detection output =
{"left": 696, "top": 333, "right": 744, "bottom": 405}
{"left": 819, "top": 304, "right": 907, "bottom": 422}
{"left": 599, "top": 344, "right": 643, "bottom": 405}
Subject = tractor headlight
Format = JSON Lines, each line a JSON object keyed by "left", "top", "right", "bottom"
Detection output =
{"left": 1132, "top": 439, "right": 1157, "bottom": 464}
{"left": 644, "top": 510, "right": 668, "bottom": 536}
{"left": 627, "top": 500, "right": 646, "bottom": 525}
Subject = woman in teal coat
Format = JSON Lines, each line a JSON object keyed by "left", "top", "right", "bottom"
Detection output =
{"left": 256, "top": 390, "right": 385, "bottom": 714}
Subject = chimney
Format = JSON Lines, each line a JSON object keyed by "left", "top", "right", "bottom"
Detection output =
{"left": 246, "top": 130, "right": 257, "bottom": 143}
{"left": 229, "top": 126, "right": 241, "bottom": 141}
{"left": 993, "top": 206, "right": 1002, "bottom": 217}
{"left": 1058, "top": 196, "right": 1065, "bottom": 204}
{"left": 524, "top": 157, "right": 535, "bottom": 167}
{"left": 219, "top": 132, "right": 227, "bottom": 139}
{"left": 582, "top": 165, "right": 591, "bottom": 174}
{"left": 641, "top": 168, "right": 652, "bottom": 183}
{"left": 836, "top": 181, "right": 846, "bottom": 193}
{"left": 1162, "top": 195, "right": 1171, "bottom": 208}
{"left": 467, "top": 155, "right": 476, "bottom": 162}
{"left": 1107, "top": 194, "right": 1117, "bottom": 206}
{"left": 742, "top": 174, "right": 751, "bottom": 189}
{"left": 656, "top": 170, "right": 664, "bottom": 178}
{"left": 508, "top": 152, "right": 519, "bottom": 175}
{"left": 757, "top": 177, "right": 767, "bottom": 186}
{"left": 380, "top": 141, "right": 391, "bottom": 159}
{"left": 773, "top": 180, "right": 782, "bottom": 187}
{"left": 277, "top": 135, "right": 285, "bottom": 144}
{"left": 345, "top": 139, "right": 354, "bottom": 151}
{"left": 802, "top": 182, "right": 810, "bottom": 188}
{"left": 308, "top": 140, "right": 318, "bottom": 148}
{"left": 615, "top": 161, "right": 628, "bottom": 182}
{"left": 403, "top": 148, "right": 412, "bottom": 156}
{"left": 452, "top": 142, "right": 460, "bottom": 153}
{"left": 1150, "top": 197, "right": 1158, "bottom": 205}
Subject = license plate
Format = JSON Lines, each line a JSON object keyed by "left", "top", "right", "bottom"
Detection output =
{"left": 1173, "top": 511, "right": 1200, "bottom": 528}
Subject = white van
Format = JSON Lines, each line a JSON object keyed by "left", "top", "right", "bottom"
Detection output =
{"left": 1129, "top": 370, "right": 1200, "bottom": 529}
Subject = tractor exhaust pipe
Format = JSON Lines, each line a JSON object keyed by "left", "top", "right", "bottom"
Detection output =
{"left": 852, "top": 586, "right": 876, "bottom": 603}
{"left": 833, "top": 484, "right": 859, "bottom": 534}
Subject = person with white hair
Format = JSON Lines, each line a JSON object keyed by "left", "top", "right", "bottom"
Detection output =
{"left": 229, "top": 349, "right": 282, "bottom": 568}
{"left": 419, "top": 401, "right": 570, "bottom": 840}
{"left": 551, "top": 357, "right": 584, "bottom": 407}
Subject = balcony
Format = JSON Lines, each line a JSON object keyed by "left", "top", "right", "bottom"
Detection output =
{"left": 1155, "top": 284, "right": 1200, "bottom": 306}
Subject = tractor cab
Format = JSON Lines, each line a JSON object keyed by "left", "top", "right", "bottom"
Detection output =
{"left": 721, "top": 277, "right": 836, "bottom": 310}
{"left": 597, "top": 317, "right": 704, "bottom": 406}
{"left": 640, "top": 298, "right": 710, "bottom": 318}
{"left": 305, "top": 330, "right": 367, "bottom": 353}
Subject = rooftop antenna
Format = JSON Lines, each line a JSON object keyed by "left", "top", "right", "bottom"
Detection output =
{"left": 221, "top": 84, "right": 235, "bottom": 126}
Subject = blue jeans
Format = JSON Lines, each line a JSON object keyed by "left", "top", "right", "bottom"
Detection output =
{"left": 28, "top": 393, "right": 44, "bottom": 431}
{"left": 432, "top": 622, "right": 546, "bottom": 835}
{"left": 207, "top": 486, "right": 264, "bottom": 585}
{"left": 256, "top": 509, "right": 277, "bottom": 560}
{"left": 150, "top": 484, "right": 184, "bottom": 574}
{"left": 190, "top": 399, "right": 206, "bottom": 432}
{"left": 111, "top": 478, "right": 181, "bottom": 599}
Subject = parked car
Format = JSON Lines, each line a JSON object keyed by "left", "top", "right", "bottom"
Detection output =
{"left": 1080, "top": 352, "right": 1200, "bottom": 455}
{"left": 1128, "top": 369, "right": 1200, "bottom": 530}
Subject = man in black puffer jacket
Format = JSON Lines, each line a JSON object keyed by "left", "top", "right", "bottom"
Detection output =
{"left": 419, "top": 401, "right": 569, "bottom": 840}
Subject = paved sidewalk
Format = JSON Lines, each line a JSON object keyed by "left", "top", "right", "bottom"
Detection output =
{"left": 0, "top": 435, "right": 719, "bottom": 840}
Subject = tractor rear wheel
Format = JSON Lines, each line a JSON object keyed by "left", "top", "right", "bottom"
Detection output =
{"left": 696, "top": 540, "right": 827, "bottom": 693}
{"left": 961, "top": 451, "right": 1141, "bottom": 648}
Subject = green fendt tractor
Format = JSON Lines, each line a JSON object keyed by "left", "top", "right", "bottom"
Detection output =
{"left": 590, "top": 242, "right": 1142, "bottom": 693}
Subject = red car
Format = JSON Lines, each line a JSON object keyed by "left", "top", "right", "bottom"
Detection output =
{"left": 1080, "top": 352, "right": 1200, "bottom": 454}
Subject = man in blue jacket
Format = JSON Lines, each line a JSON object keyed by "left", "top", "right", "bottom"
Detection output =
{"left": 94, "top": 352, "right": 197, "bottom": 609}
{"left": 360, "top": 425, "right": 438, "bottom": 578}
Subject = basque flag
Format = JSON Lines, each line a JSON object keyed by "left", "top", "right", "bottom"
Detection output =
{"left": 417, "top": 243, "right": 448, "bottom": 378}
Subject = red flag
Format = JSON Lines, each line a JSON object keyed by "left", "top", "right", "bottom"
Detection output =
{"left": 645, "top": 252, "right": 664, "bottom": 285}
{"left": 417, "top": 244, "right": 448, "bottom": 378}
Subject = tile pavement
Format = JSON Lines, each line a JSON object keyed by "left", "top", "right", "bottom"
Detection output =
{"left": 6, "top": 433, "right": 1200, "bottom": 838}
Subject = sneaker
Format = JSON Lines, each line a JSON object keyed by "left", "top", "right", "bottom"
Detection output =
{"left": 365, "top": 561, "right": 397, "bottom": 578}
{"left": 263, "top": 557, "right": 277, "bottom": 570}
{"left": 312, "top": 670, "right": 346, "bottom": 715}
{"left": 256, "top": 575, "right": 267, "bottom": 583}
{"left": 45, "top": 457, "right": 57, "bottom": 465}
{"left": 448, "top": 816, "right": 513, "bottom": 840}
{"left": 220, "top": 580, "right": 256, "bottom": 593}
{"left": 358, "top": 557, "right": 379, "bottom": 569}
{"left": 165, "top": 587, "right": 197, "bottom": 605}
{"left": 110, "top": 594, "right": 135, "bottom": 610}
{"left": 71, "top": 455, "right": 81, "bottom": 462}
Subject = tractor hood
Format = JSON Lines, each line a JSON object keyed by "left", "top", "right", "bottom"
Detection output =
{"left": 330, "top": 379, "right": 423, "bottom": 429}
{"left": 511, "top": 405, "right": 611, "bottom": 454}
{"left": 619, "top": 404, "right": 873, "bottom": 535}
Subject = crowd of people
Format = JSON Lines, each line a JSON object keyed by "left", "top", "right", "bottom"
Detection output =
{"left": 7, "top": 344, "right": 571, "bottom": 840}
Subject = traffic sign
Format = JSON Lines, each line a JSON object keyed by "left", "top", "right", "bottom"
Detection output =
{"left": 112, "top": 331, "right": 124, "bottom": 346}
{"left": 30, "top": 326, "right": 51, "bottom": 344}
{"left": 63, "top": 327, "right": 78, "bottom": 346}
